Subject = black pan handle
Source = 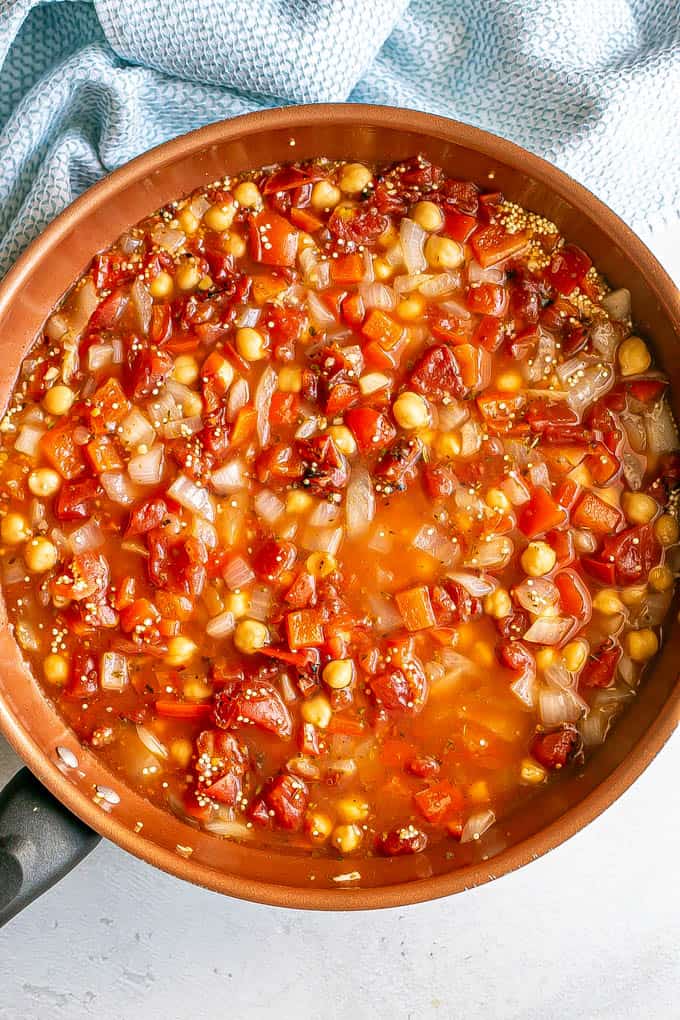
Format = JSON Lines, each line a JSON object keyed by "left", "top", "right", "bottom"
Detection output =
{"left": 0, "top": 767, "right": 100, "bottom": 927}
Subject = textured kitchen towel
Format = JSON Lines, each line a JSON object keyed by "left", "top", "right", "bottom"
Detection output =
{"left": 0, "top": 0, "right": 678, "bottom": 277}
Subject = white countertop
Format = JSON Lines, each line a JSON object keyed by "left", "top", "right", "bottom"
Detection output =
{"left": 0, "top": 226, "right": 678, "bottom": 1020}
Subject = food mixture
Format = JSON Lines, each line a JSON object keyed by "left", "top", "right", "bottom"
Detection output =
{"left": 0, "top": 155, "right": 677, "bottom": 860}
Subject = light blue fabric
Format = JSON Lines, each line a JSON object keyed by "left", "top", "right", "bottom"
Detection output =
{"left": 0, "top": 0, "right": 678, "bottom": 277}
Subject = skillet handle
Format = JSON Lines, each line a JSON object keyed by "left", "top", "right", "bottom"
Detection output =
{"left": 0, "top": 767, "right": 100, "bottom": 927}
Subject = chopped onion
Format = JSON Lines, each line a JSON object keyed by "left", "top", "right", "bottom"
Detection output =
{"left": 460, "top": 809, "right": 495, "bottom": 844}
{"left": 440, "top": 296, "right": 471, "bottom": 320}
{"left": 234, "top": 305, "right": 261, "bottom": 329}
{"left": 524, "top": 330, "right": 557, "bottom": 384}
{"left": 621, "top": 451, "right": 645, "bottom": 490}
{"left": 620, "top": 411, "right": 646, "bottom": 453}
{"left": 544, "top": 661, "right": 577, "bottom": 691}
{"left": 223, "top": 555, "right": 255, "bottom": 590}
{"left": 514, "top": 578, "right": 560, "bottom": 615}
{"left": 150, "top": 224, "right": 186, "bottom": 252}
{"left": 641, "top": 590, "right": 671, "bottom": 626}
{"left": 255, "top": 366, "right": 278, "bottom": 449}
{"left": 249, "top": 585, "right": 273, "bottom": 621}
{"left": 254, "top": 489, "right": 285, "bottom": 523}
{"left": 617, "top": 654, "right": 636, "bottom": 686}
{"left": 227, "top": 377, "right": 249, "bottom": 421}
{"left": 128, "top": 445, "right": 165, "bottom": 486}
{"left": 120, "top": 408, "right": 156, "bottom": 449}
{"left": 191, "top": 515, "right": 217, "bottom": 549}
{"left": 315, "top": 260, "right": 331, "bottom": 290}
{"left": 120, "top": 232, "right": 144, "bottom": 256}
{"left": 68, "top": 520, "right": 104, "bottom": 554}
{"left": 101, "top": 651, "right": 129, "bottom": 691}
{"left": 3, "top": 559, "right": 25, "bottom": 585}
{"left": 572, "top": 527, "right": 597, "bottom": 554}
{"left": 466, "top": 535, "right": 513, "bottom": 570}
{"left": 189, "top": 194, "right": 211, "bottom": 219}
{"left": 343, "top": 345, "right": 364, "bottom": 376}
{"left": 523, "top": 615, "right": 573, "bottom": 645}
{"left": 307, "top": 289, "right": 336, "bottom": 327}
{"left": 438, "top": 647, "right": 478, "bottom": 674}
{"left": 295, "top": 416, "right": 318, "bottom": 439}
{"left": 87, "top": 343, "right": 115, "bottom": 372}
{"left": 385, "top": 241, "right": 404, "bottom": 267}
{"left": 413, "top": 524, "right": 459, "bottom": 566}
{"left": 468, "top": 260, "right": 505, "bottom": 285}
{"left": 557, "top": 358, "right": 613, "bottom": 416}
{"left": 579, "top": 711, "right": 609, "bottom": 747}
{"left": 590, "top": 318, "right": 620, "bottom": 359}
{"left": 644, "top": 398, "right": 678, "bottom": 455}
{"left": 359, "top": 282, "right": 396, "bottom": 310}
{"left": 419, "top": 271, "right": 460, "bottom": 297}
{"left": 211, "top": 459, "right": 245, "bottom": 494}
{"left": 361, "top": 248, "right": 375, "bottom": 283}
{"left": 135, "top": 724, "right": 168, "bottom": 759}
{"left": 601, "top": 288, "right": 631, "bottom": 320}
{"left": 346, "top": 464, "right": 375, "bottom": 537}
{"left": 131, "top": 278, "right": 153, "bottom": 335}
{"left": 501, "top": 472, "right": 530, "bottom": 506}
{"left": 393, "top": 273, "right": 432, "bottom": 297}
{"left": 309, "top": 500, "right": 341, "bottom": 527}
{"left": 279, "top": 671, "right": 298, "bottom": 703}
{"left": 459, "top": 419, "right": 482, "bottom": 457}
{"left": 71, "top": 278, "right": 100, "bottom": 336}
{"left": 302, "top": 525, "right": 343, "bottom": 555}
{"left": 101, "top": 471, "right": 138, "bottom": 506}
{"left": 436, "top": 399, "right": 469, "bottom": 431}
{"left": 538, "top": 686, "right": 586, "bottom": 726}
{"left": 45, "top": 313, "right": 69, "bottom": 341}
{"left": 446, "top": 571, "right": 495, "bottom": 597}
{"left": 113, "top": 340, "right": 124, "bottom": 365}
{"left": 161, "top": 416, "right": 203, "bottom": 439}
{"left": 29, "top": 498, "right": 46, "bottom": 530}
{"left": 527, "top": 460, "right": 550, "bottom": 489}
{"left": 14, "top": 424, "right": 45, "bottom": 457}
{"left": 368, "top": 593, "right": 402, "bottom": 634}
{"left": 510, "top": 671, "right": 536, "bottom": 708}
{"left": 368, "top": 526, "right": 393, "bottom": 553}
{"left": 167, "top": 474, "right": 215, "bottom": 521}
{"left": 204, "top": 819, "right": 253, "bottom": 839}
{"left": 399, "top": 218, "right": 427, "bottom": 274}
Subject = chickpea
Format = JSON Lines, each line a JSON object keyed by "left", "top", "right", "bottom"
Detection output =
{"left": 235, "top": 326, "right": 267, "bottom": 362}
{"left": 411, "top": 200, "right": 444, "bottom": 232}
{"left": 331, "top": 823, "right": 363, "bottom": 854}
{"left": 618, "top": 336, "right": 651, "bottom": 376}
{"left": 378, "top": 223, "right": 399, "bottom": 249}
{"left": 224, "top": 232, "right": 247, "bottom": 258}
{"left": 323, "top": 658, "right": 354, "bottom": 690}
{"left": 182, "top": 392, "right": 203, "bottom": 418}
{"left": 184, "top": 677, "right": 212, "bottom": 700}
{"left": 149, "top": 271, "right": 174, "bottom": 299}
{"left": 28, "top": 468, "right": 61, "bottom": 498}
{"left": 42, "top": 384, "right": 75, "bottom": 417}
{"left": 336, "top": 796, "right": 369, "bottom": 823}
{"left": 655, "top": 513, "right": 679, "bottom": 546}
{"left": 1, "top": 512, "right": 31, "bottom": 546}
{"left": 306, "top": 552, "right": 337, "bottom": 579}
{"left": 203, "top": 202, "right": 236, "bottom": 232}
{"left": 649, "top": 564, "right": 673, "bottom": 592}
{"left": 306, "top": 811, "right": 333, "bottom": 844}
{"left": 622, "top": 491, "right": 657, "bottom": 525}
{"left": 233, "top": 182, "right": 262, "bottom": 209}
{"left": 223, "top": 591, "right": 250, "bottom": 618}
{"left": 198, "top": 275, "right": 214, "bottom": 291}
{"left": 170, "top": 738, "right": 193, "bottom": 768}
{"left": 43, "top": 652, "right": 68, "bottom": 686}
{"left": 625, "top": 627, "right": 659, "bottom": 662}
{"left": 592, "top": 589, "right": 626, "bottom": 615}
{"left": 372, "top": 256, "right": 393, "bottom": 280}
{"left": 338, "top": 163, "right": 372, "bottom": 195}
{"left": 436, "top": 432, "right": 461, "bottom": 458}
{"left": 396, "top": 294, "right": 426, "bottom": 321}
{"left": 483, "top": 587, "right": 512, "bottom": 619}
{"left": 327, "top": 425, "right": 357, "bottom": 457}
{"left": 495, "top": 370, "right": 523, "bottom": 393}
{"left": 358, "top": 372, "right": 390, "bottom": 397}
{"left": 286, "top": 491, "right": 314, "bottom": 515}
{"left": 424, "top": 235, "right": 464, "bottom": 270}
{"left": 278, "top": 366, "right": 302, "bottom": 393}
{"left": 521, "top": 541, "right": 556, "bottom": 577}
{"left": 172, "top": 354, "right": 200, "bottom": 386}
{"left": 310, "top": 180, "right": 341, "bottom": 211}
{"left": 520, "top": 758, "right": 547, "bottom": 784}
{"left": 177, "top": 207, "right": 199, "bottom": 235}
{"left": 620, "top": 584, "right": 647, "bottom": 607}
{"left": 175, "top": 261, "right": 201, "bottom": 291}
{"left": 486, "top": 488, "right": 511, "bottom": 513}
{"left": 535, "top": 647, "right": 556, "bottom": 671}
{"left": 393, "top": 391, "right": 430, "bottom": 430}
{"left": 164, "top": 635, "right": 197, "bottom": 666}
{"left": 234, "top": 619, "right": 269, "bottom": 655}
{"left": 300, "top": 694, "right": 332, "bottom": 729}
{"left": 562, "top": 639, "right": 588, "bottom": 673}
{"left": 24, "top": 536, "right": 58, "bottom": 573}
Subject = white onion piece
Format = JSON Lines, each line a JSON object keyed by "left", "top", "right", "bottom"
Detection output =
{"left": 120, "top": 232, "right": 144, "bottom": 256}
{"left": 368, "top": 527, "right": 393, "bottom": 554}
{"left": 419, "top": 270, "right": 461, "bottom": 297}
{"left": 359, "top": 282, "right": 396, "bottom": 310}
{"left": 131, "top": 278, "right": 153, "bottom": 335}
{"left": 203, "top": 819, "right": 253, "bottom": 839}
{"left": 620, "top": 411, "right": 647, "bottom": 453}
{"left": 514, "top": 578, "right": 560, "bottom": 615}
{"left": 309, "top": 500, "right": 341, "bottom": 527}
{"left": 460, "top": 809, "right": 495, "bottom": 844}
{"left": 211, "top": 459, "right": 245, "bottom": 494}
{"left": 167, "top": 474, "right": 214, "bottom": 521}
{"left": 87, "top": 343, "right": 115, "bottom": 372}
{"left": 579, "top": 711, "right": 609, "bottom": 747}
{"left": 223, "top": 555, "right": 255, "bottom": 590}
{"left": 3, "top": 560, "right": 25, "bottom": 585}
{"left": 558, "top": 359, "right": 613, "bottom": 416}
{"left": 135, "top": 724, "right": 168, "bottom": 759}
{"left": 120, "top": 409, "right": 156, "bottom": 449}
{"left": 510, "top": 671, "right": 536, "bottom": 708}
{"left": 189, "top": 194, "right": 210, "bottom": 219}
{"left": 413, "top": 525, "right": 459, "bottom": 567}
{"left": 128, "top": 445, "right": 165, "bottom": 486}
{"left": 572, "top": 527, "right": 598, "bottom": 554}
{"left": 234, "top": 305, "right": 261, "bottom": 329}
{"left": 538, "top": 686, "right": 586, "bottom": 726}
{"left": 361, "top": 248, "right": 375, "bottom": 283}
{"left": 621, "top": 452, "right": 644, "bottom": 491}
{"left": 399, "top": 218, "right": 427, "bottom": 274}
{"left": 101, "top": 651, "right": 129, "bottom": 692}
{"left": 385, "top": 241, "right": 404, "bottom": 267}
{"left": 343, "top": 345, "right": 364, "bottom": 377}
{"left": 111, "top": 339, "right": 124, "bottom": 364}
{"left": 227, "top": 377, "right": 249, "bottom": 421}
{"left": 466, "top": 536, "right": 513, "bottom": 570}
{"left": 101, "top": 471, "right": 138, "bottom": 506}
{"left": 253, "top": 489, "right": 285, "bottom": 523}
{"left": 301, "top": 525, "right": 343, "bottom": 555}
{"left": 468, "top": 260, "right": 505, "bottom": 284}
{"left": 437, "top": 399, "right": 469, "bottom": 430}
{"left": 161, "top": 416, "right": 203, "bottom": 440}
{"left": 68, "top": 520, "right": 104, "bottom": 554}
{"left": 315, "top": 260, "right": 331, "bottom": 290}
{"left": 644, "top": 398, "right": 678, "bottom": 455}
{"left": 459, "top": 419, "right": 482, "bottom": 458}
{"left": 279, "top": 671, "right": 298, "bottom": 703}
{"left": 14, "top": 425, "right": 44, "bottom": 457}
{"left": 544, "top": 661, "right": 577, "bottom": 691}
{"left": 45, "top": 313, "right": 68, "bottom": 341}
{"left": 440, "top": 296, "right": 472, "bottom": 320}
{"left": 590, "top": 318, "right": 620, "bottom": 359}
{"left": 255, "top": 366, "right": 278, "bottom": 450}
{"left": 150, "top": 224, "right": 186, "bottom": 252}
{"left": 642, "top": 590, "right": 671, "bottom": 626}
{"left": 601, "top": 288, "right": 631, "bottom": 320}
{"left": 501, "top": 472, "right": 530, "bottom": 506}
{"left": 524, "top": 330, "right": 557, "bottom": 383}
{"left": 446, "top": 571, "right": 496, "bottom": 597}
{"left": 617, "top": 655, "right": 636, "bottom": 686}
{"left": 368, "top": 593, "right": 402, "bottom": 634}
{"left": 307, "top": 290, "right": 335, "bottom": 327}
{"left": 393, "top": 273, "right": 432, "bottom": 297}
{"left": 346, "top": 465, "right": 375, "bottom": 538}
{"left": 527, "top": 460, "right": 550, "bottom": 489}
{"left": 249, "top": 585, "right": 273, "bottom": 621}
{"left": 71, "top": 278, "right": 100, "bottom": 335}
{"left": 191, "top": 515, "right": 217, "bottom": 550}
{"left": 524, "top": 615, "right": 573, "bottom": 645}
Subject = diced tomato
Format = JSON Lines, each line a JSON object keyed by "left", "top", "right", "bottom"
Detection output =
{"left": 285, "top": 609, "right": 325, "bottom": 650}
{"left": 55, "top": 477, "right": 102, "bottom": 521}
{"left": 530, "top": 724, "right": 582, "bottom": 770}
{"left": 155, "top": 700, "right": 213, "bottom": 720}
{"left": 120, "top": 598, "right": 161, "bottom": 634}
{"left": 409, "top": 344, "right": 464, "bottom": 401}
{"left": 452, "top": 344, "right": 492, "bottom": 391}
{"left": 125, "top": 497, "right": 168, "bottom": 537}
{"left": 113, "top": 575, "right": 136, "bottom": 610}
{"left": 497, "top": 640, "right": 536, "bottom": 687}
{"left": 283, "top": 571, "right": 316, "bottom": 609}
{"left": 248, "top": 209, "right": 299, "bottom": 267}
{"left": 289, "top": 206, "right": 324, "bottom": 232}
{"left": 406, "top": 754, "right": 441, "bottom": 778}
{"left": 327, "top": 204, "right": 386, "bottom": 246}
{"left": 64, "top": 650, "right": 99, "bottom": 700}
{"left": 572, "top": 491, "right": 622, "bottom": 536}
{"left": 340, "top": 292, "right": 365, "bottom": 330}
{"left": 378, "top": 826, "right": 428, "bottom": 856}
{"left": 473, "top": 315, "right": 505, "bottom": 352}
{"left": 92, "top": 251, "right": 135, "bottom": 291}
{"left": 324, "top": 382, "right": 360, "bottom": 416}
{"left": 89, "top": 377, "right": 130, "bottom": 436}
{"left": 414, "top": 781, "right": 464, "bottom": 824}
{"left": 263, "top": 773, "right": 308, "bottom": 831}
{"left": 554, "top": 478, "right": 580, "bottom": 510}
{"left": 443, "top": 209, "right": 477, "bottom": 242}
{"left": 296, "top": 434, "right": 349, "bottom": 493}
{"left": 518, "top": 487, "right": 568, "bottom": 538}
{"left": 127, "top": 348, "right": 174, "bottom": 401}
{"left": 374, "top": 436, "right": 423, "bottom": 492}
{"left": 369, "top": 657, "right": 428, "bottom": 714}
{"left": 584, "top": 442, "right": 620, "bottom": 486}
{"left": 554, "top": 568, "right": 592, "bottom": 625}
{"left": 40, "top": 424, "right": 86, "bottom": 480}
{"left": 526, "top": 399, "right": 579, "bottom": 432}
{"left": 228, "top": 405, "right": 257, "bottom": 448}
{"left": 345, "top": 407, "right": 396, "bottom": 454}
{"left": 361, "top": 308, "right": 404, "bottom": 350}
{"left": 600, "top": 523, "right": 661, "bottom": 584}
{"left": 252, "top": 539, "right": 297, "bottom": 581}
{"left": 85, "top": 435, "right": 123, "bottom": 474}
{"left": 582, "top": 556, "right": 617, "bottom": 585}
{"left": 580, "top": 639, "right": 622, "bottom": 688}
{"left": 395, "top": 586, "right": 436, "bottom": 632}
{"left": 546, "top": 244, "right": 592, "bottom": 296}
{"left": 469, "top": 225, "right": 528, "bottom": 268}
{"left": 477, "top": 390, "right": 527, "bottom": 430}
{"left": 626, "top": 378, "right": 668, "bottom": 403}
{"left": 269, "top": 391, "right": 300, "bottom": 426}
{"left": 150, "top": 304, "right": 172, "bottom": 346}
{"left": 214, "top": 679, "right": 293, "bottom": 739}
{"left": 51, "top": 551, "right": 110, "bottom": 603}
{"left": 465, "top": 283, "right": 508, "bottom": 317}
{"left": 330, "top": 251, "right": 365, "bottom": 284}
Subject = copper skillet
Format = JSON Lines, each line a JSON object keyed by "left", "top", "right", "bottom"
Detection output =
{"left": 0, "top": 105, "right": 678, "bottom": 921}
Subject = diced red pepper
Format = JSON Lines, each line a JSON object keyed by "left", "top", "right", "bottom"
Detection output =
{"left": 584, "top": 442, "right": 620, "bottom": 486}
{"left": 344, "top": 407, "right": 396, "bottom": 454}
{"left": 55, "top": 477, "right": 102, "bottom": 521}
{"left": 249, "top": 209, "right": 299, "bottom": 267}
{"left": 554, "top": 568, "right": 592, "bottom": 626}
{"left": 330, "top": 251, "right": 365, "bottom": 284}
{"left": 361, "top": 308, "right": 404, "bottom": 350}
{"left": 285, "top": 609, "right": 325, "bottom": 650}
{"left": 546, "top": 244, "right": 592, "bottom": 296}
{"left": 85, "top": 435, "right": 123, "bottom": 474}
{"left": 269, "top": 391, "right": 300, "bottom": 426}
{"left": 155, "top": 700, "right": 213, "bottom": 720}
{"left": 469, "top": 225, "right": 529, "bottom": 268}
{"left": 443, "top": 209, "right": 477, "bottom": 242}
{"left": 452, "top": 344, "right": 492, "bottom": 391}
{"left": 572, "top": 491, "right": 622, "bottom": 536}
{"left": 518, "top": 487, "right": 568, "bottom": 538}
{"left": 40, "top": 424, "right": 86, "bottom": 480}
{"left": 413, "top": 781, "right": 464, "bottom": 824}
{"left": 395, "top": 586, "right": 436, "bottom": 632}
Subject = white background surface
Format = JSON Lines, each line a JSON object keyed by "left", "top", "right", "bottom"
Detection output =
{"left": 0, "top": 227, "right": 678, "bottom": 1020}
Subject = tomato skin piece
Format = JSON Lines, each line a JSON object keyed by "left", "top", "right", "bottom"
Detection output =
{"left": 518, "top": 487, "right": 568, "bottom": 539}
{"left": 409, "top": 344, "right": 465, "bottom": 401}
{"left": 128, "top": 348, "right": 174, "bottom": 401}
{"left": 125, "top": 497, "right": 168, "bottom": 537}
{"left": 546, "top": 244, "right": 592, "bottom": 296}
{"left": 262, "top": 165, "right": 323, "bottom": 194}
{"left": 55, "top": 477, "right": 103, "bottom": 521}
{"left": 344, "top": 407, "right": 396, "bottom": 454}
{"left": 530, "top": 724, "right": 582, "bottom": 770}
{"left": 414, "top": 781, "right": 464, "bottom": 824}
{"left": 248, "top": 209, "right": 299, "bottom": 267}
{"left": 284, "top": 571, "right": 317, "bottom": 609}
{"left": 378, "top": 826, "right": 428, "bottom": 856}
{"left": 443, "top": 209, "right": 477, "bottom": 242}
{"left": 465, "top": 283, "right": 508, "bottom": 317}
